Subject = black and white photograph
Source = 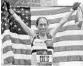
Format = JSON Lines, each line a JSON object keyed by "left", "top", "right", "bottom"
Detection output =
{"left": 1, "top": 0, "right": 83, "bottom": 66}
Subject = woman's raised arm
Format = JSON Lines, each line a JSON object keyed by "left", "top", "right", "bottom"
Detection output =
{"left": 5, "top": 1, "right": 36, "bottom": 38}
{"left": 50, "top": 2, "right": 80, "bottom": 40}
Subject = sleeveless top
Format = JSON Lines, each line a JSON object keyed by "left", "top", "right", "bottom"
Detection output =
{"left": 31, "top": 33, "right": 53, "bottom": 52}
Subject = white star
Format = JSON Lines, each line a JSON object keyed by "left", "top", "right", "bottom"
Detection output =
{"left": 14, "top": 25, "right": 17, "bottom": 27}
{"left": 10, "top": 22, "right": 13, "bottom": 25}
{"left": 1, "top": 27, "right": 4, "bottom": 30}
{"left": 5, "top": 23, "right": 8, "bottom": 26}
{"left": 2, "top": 17, "right": 4, "bottom": 20}
{"left": 3, "top": 12, "right": 6, "bottom": 15}
{"left": 13, "top": 8, "right": 16, "bottom": 11}
{"left": 4, "top": 3, "right": 6, "bottom": 6}
{"left": 4, "top": 17, "right": 6, "bottom": 20}
{"left": 21, "top": 8, "right": 24, "bottom": 11}
{"left": 2, "top": 6, "right": 5, "bottom": 9}
{"left": 25, "top": 17, "right": 29, "bottom": 19}
{"left": 5, "top": 7, "right": 7, "bottom": 11}
{"left": 26, "top": 23, "right": 28, "bottom": 25}
{"left": 25, "top": 11, "right": 29, "bottom": 13}
{"left": 22, "top": 13, "right": 25, "bottom": 16}
{"left": 18, "top": 28, "right": 21, "bottom": 31}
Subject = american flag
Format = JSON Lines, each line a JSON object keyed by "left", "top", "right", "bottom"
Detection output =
{"left": 2, "top": 2, "right": 31, "bottom": 65}
{"left": 31, "top": 7, "right": 83, "bottom": 63}
{"left": 2, "top": 2, "right": 83, "bottom": 66}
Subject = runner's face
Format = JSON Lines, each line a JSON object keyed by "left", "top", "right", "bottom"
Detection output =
{"left": 37, "top": 18, "right": 48, "bottom": 33}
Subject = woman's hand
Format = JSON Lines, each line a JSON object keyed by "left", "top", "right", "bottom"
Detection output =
{"left": 72, "top": 2, "right": 80, "bottom": 10}
{"left": 4, "top": 1, "right": 10, "bottom": 12}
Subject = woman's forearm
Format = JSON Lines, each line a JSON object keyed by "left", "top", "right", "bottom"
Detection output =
{"left": 60, "top": 9, "right": 74, "bottom": 25}
{"left": 78, "top": 7, "right": 83, "bottom": 21}
{"left": 9, "top": 9, "right": 22, "bottom": 23}
{"left": 51, "top": 9, "right": 74, "bottom": 37}
{"left": 79, "top": 4, "right": 83, "bottom": 16}
{"left": 78, "top": 7, "right": 83, "bottom": 30}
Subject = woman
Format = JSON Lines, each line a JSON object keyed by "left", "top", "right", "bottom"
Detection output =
{"left": 5, "top": 1, "right": 80, "bottom": 66}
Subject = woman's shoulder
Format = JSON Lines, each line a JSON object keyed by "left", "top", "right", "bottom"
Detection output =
{"left": 30, "top": 31, "right": 38, "bottom": 42}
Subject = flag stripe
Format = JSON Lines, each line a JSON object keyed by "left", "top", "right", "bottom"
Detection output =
{"left": 53, "top": 55, "right": 83, "bottom": 63}
{"left": 13, "top": 54, "right": 31, "bottom": 59}
{"left": 2, "top": 35, "right": 11, "bottom": 43}
{"left": 11, "top": 39, "right": 30, "bottom": 45}
{"left": 53, "top": 41, "right": 83, "bottom": 47}
{"left": 12, "top": 44, "right": 31, "bottom": 49}
{"left": 31, "top": 7, "right": 65, "bottom": 11}
{"left": 4, "top": 56, "right": 13, "bottom": 64}
{"left": 9, "top": 32, "right": 30, "bottom": 40}
{"left": 54, "top": 45, "right": 83, "bottom": 52}
{"left": 59, "top": 25, "right": 81, "bottom": 32}
{"left": 53, "top": 51, "right": 83, "bottom": 57}
{"left": 31, "top": 12, "right": 76, "bottom": 21}
{"left": 31, "top": 15, "right": 75, "bottom": 25}
{"left": 31, "top": 7, "right": 71, "bottom": 16}
{"left": 2, "top": 40, "right": 12, "bottom": 48}
{"left": 2, "top": 32, "right": 30, "bottom": 40}
{"left": 3, "top": 47, "right": 31, "bottom": 55}
{"left": 13, "top": 49, "right": 31, "bottom": 54}
{"left": 13, "top": 59, "right": 31, "bottom": 65}
{"left": 3, "top": 46, "right": 12, "bottom": 54}
{"left": 54, "top": 35, "right": 83, "bottom": 42}
{"left": 2, "top": 51, "right": 13, "bottom": 59}
{"left": 2, "top": 30, "right": 10, "bottom": 39}
{"left": 2, "top": 35, "right": 31, "bottom": 45}
{"left": 56, "top": 30, "right": 83, "bottom": 37}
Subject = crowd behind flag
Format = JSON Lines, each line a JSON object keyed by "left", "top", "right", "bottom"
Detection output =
{"left": 1, "top": 2, "right": 83, "bottom": 65}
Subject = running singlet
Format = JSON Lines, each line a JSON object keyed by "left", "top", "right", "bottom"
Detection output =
{"left": 31, "top": 33, "right": 53, "bottom": 53}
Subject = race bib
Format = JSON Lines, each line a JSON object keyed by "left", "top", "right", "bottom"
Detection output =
{"left": 37, "top": 55, "right": 52, "bottom": 63}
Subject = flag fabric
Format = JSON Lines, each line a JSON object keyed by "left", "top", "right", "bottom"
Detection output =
{"left": 2, "top": 4, "right": 83, "bottom": 66}
{"left": 2, "top": 3, "right": 31, "bottom": 65}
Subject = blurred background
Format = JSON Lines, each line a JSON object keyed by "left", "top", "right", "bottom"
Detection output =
{"left": 1, "top": 0, "right": 83, "bottom": 7}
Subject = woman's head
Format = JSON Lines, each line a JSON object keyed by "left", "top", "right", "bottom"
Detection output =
{"left": 36, "top": 17, "right": 48, "bottom": 33}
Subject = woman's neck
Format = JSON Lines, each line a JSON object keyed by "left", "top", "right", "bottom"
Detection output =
{"left": 39, "top": 32, "right": 46, "bottom": 37}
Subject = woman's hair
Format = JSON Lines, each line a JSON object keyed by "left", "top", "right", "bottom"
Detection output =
{"left": 36, "top": 17, "right": 48, "bottom": 26}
